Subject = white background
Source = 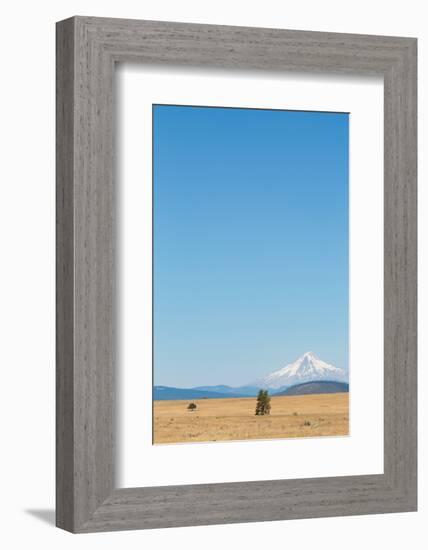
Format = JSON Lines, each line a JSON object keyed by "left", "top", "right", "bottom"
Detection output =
{"left": 118, "top": 67, "right": 384, "bottom": 487}
{"left": 0, "top": 1, "right": 425, "bottom": 549}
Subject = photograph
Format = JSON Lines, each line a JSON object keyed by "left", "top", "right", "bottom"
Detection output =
{"left": 152, "top": 104, "right": 350, "bottom": 444}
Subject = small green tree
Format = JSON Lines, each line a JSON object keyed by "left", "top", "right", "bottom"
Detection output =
{"left": 255, "top": 390, "right": 271, "bottom": 415}
{"left": 187, "top": 402, "right": 197, "bottom": 412}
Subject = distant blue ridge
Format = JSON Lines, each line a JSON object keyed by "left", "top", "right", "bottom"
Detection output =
{"left": 275, "top": 381, "right": 349, "bottom": 396}
{"left": 153, "top": 386, "right": 254, "bottom": 401}
{"left": 153, "top": 381, "right": 349, "bottom": 401}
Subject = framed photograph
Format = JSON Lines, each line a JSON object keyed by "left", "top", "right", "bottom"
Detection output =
{"left": 56, "top": 16, "right": 417, "bottom": 532}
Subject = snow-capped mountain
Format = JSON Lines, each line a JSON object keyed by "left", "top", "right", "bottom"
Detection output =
{"left": 254, "top": 352, "right": 348, "bottom": 390}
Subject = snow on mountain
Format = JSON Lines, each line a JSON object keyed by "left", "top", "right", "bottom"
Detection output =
{"left": 254, "top": 352, "right": 348, "bottom": 390}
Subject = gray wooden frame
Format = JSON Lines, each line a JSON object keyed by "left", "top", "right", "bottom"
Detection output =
{"left": 56, "top": 16, "right": 417, "bottom": 533}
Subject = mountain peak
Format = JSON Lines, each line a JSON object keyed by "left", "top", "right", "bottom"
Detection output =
{"left": 253, "top": 352, "right": 347, "bottom": 389}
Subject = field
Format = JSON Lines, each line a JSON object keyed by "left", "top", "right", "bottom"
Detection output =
{"left": 153, "top": 393, "right": 349, "bottom": 444}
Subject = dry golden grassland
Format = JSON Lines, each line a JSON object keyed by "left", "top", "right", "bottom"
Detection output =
{"left": 153, "top": 393, "right": 349, "bottom": 444}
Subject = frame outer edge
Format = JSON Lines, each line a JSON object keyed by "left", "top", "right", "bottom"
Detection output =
{"left": 383, "top": 38, "right": 417, "bottom": 510}
{"left": 56, "top": 16, "right": 76, "bottom": 532}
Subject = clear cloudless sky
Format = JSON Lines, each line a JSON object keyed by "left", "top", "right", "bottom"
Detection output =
{"left": 153, "top": 105, "right": 349, "bottom": 388}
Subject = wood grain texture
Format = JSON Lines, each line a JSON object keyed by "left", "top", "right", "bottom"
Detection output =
{"left": 56, "top": 18, "right": 75, "bottom": 532}
{"left": 56, "top": 16, "right": 417, "bottom": 533}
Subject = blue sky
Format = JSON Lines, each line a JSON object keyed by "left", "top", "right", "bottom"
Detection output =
{"left": 153, "top": 105, "right": 349, "bottom": 387}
